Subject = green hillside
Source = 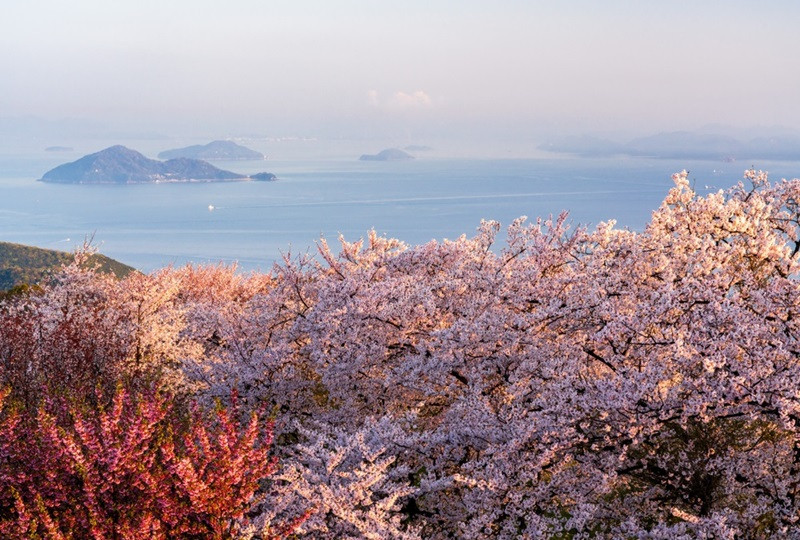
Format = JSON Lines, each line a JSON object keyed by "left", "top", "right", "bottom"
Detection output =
{"left": 0, "top": 241, "right": 136, "bottom": 291}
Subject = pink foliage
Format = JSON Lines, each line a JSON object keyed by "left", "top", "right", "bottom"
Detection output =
{"left": 0, "top": 385, "right": 294, "bottom": 539}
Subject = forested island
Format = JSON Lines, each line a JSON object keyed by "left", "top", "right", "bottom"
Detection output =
{"left": 158, "top": 140, "right": 266, "bottom": 161}
{"left": 40, "top": 145, "right": 275, "bottom": 184}
{"left": 3, "top": 169, "right": 800, "bottom": 538}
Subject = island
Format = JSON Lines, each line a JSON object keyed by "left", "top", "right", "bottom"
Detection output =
{"left": 39, "top": 146, "right": 276, "bottom": 184}
{"left": 250, "top": 172, "right": 277, "bottom": 181}
{"left": 157, "top": 140, "right": 266, "bottom": 161}
{"left": 359, "top": 148, "right": 415, "bottom": 161}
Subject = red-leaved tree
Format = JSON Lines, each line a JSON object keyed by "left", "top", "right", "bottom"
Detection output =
{"left": 0, "top": 384, "right": 300, "bottom": 539}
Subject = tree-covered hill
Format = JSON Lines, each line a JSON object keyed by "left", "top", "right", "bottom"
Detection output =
{"left": 0, "top": 241, "right": 135, "bottom": 291}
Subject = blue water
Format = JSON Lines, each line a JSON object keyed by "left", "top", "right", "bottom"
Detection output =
{"left": 2, "top": 149, "right": 799, "bottom": 272}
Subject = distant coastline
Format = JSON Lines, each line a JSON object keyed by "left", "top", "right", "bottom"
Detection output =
{"left": 539, "top": 130, "right": 800, "bottom": 161}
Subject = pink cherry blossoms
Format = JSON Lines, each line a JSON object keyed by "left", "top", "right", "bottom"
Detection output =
{"left": 3, "top": 169, "right": 800, "bottom": 538}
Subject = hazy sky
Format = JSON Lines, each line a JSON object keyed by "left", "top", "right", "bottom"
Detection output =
{"left": 2, "top": 1, "right": 799, "bottom": 140}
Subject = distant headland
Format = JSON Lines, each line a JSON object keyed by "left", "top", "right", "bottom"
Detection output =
{"left": 40, "top": 146, "right": 276, "bottom": 184}
{"left": 359, "top": 148, "right": 415, "bottom": 161}
{"left": 158, "top": 140, "right": 266, "bottom": 161}
{"left": 539, "top": 129, "right": 800, "bottom": 161}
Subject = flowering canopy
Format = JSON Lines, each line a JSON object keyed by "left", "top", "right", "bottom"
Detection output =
{"left": 2, "top": 169, "right": 800, "bottom": 538}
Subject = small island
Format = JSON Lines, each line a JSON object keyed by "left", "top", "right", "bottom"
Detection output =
{"left": 40, "top": 146, "right": 276, "bottom": 184}
{"left": 359, "top": 148, "right": 415, "bottom": 161}
{"left": 158, "top": 140, "right": 266, "bottom": 161}
{"left": 250, "top": 172, "right": 277, "bottom": 181}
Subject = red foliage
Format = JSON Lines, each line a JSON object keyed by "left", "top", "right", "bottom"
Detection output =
{"left": 0, "top": 385, "right": 293, "bottom": 539}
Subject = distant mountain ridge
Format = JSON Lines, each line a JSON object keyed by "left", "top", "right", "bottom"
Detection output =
{"left": 158, "top": 140, "right": 266, "bottom": 161}
{"left": 540, "top": 130, "right": 800, "bottom": 161}
{"left": 40, "top": 146, "right": 275, "bottom": 184}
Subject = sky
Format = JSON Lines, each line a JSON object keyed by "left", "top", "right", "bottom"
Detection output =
{"left": 1, "top": 0, "right": 799, "bottom": 144}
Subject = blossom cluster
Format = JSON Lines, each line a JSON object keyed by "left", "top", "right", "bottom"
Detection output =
{"left": 3, "top": 169, "right": 800, "bottom": 538}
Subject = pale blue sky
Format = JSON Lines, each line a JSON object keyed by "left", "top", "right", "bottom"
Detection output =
{"left": 1, "top": 1, "right": 798, "bottom": 140}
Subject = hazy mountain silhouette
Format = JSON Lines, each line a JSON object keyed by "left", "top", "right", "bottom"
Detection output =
{"left": 158, "top": 140, "right": 266, "bottom": 161}
{"left": 540, "top": 129, "right": 800, "bottom": 161}
{"left": 359, "top": 148, "right": 415, "bottom": 161}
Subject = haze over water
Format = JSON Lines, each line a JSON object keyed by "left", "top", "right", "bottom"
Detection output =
{"left": 3, "top": 144, "right": 800, "bottom": 272}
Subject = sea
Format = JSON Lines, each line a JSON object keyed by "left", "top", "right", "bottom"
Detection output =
{"left": 2, "top": 139, "right": 800, "bottom": 273}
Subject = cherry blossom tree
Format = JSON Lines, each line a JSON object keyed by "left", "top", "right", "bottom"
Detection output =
{"left": 4, "top": 168, "right": 800, "bottom": 538}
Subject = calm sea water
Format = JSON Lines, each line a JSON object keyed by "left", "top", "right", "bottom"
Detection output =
{"left": 2, "top": 146, "right": 799, "bottom": 272}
